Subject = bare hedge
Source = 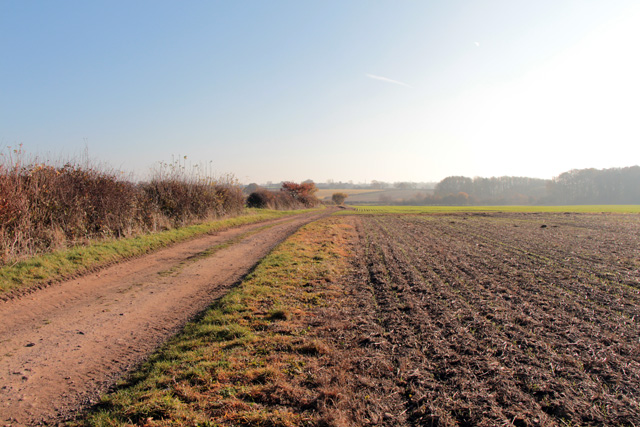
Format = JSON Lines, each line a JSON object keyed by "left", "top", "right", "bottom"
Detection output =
{"left": 0, "top": 155, "right": 244, "bottom": 263}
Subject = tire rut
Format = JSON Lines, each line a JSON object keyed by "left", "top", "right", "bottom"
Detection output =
{"left": 0, "top": 209, "right": 334, "bottom": 426}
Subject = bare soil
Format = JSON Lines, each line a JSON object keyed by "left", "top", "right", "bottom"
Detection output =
{"left": 0, "top": 209, "right": 334, "bottom": 426}
{"left": 304, "top": 213, "right": 640, "bottom": 426}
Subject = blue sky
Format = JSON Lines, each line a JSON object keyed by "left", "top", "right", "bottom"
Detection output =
{"left": 2, "top": 1, "right": 639, "bottom": 184}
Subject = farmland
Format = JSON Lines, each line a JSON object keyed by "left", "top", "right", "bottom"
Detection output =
{"left": 345, "top": 212, "right": 640, "bottom": 425}
{"left": 350, "top": 205, "right": 640, "bottom": 214}
{"left": 314, "top": 188, "right": 382, "bottom": 202}
{"left": 313, "top": 188, "right": 438, "bottom": 204}
{"left": 76, "top": 210, "right": 640, "bottom": 426}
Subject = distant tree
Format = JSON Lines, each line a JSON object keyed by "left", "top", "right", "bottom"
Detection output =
{"left": 281, "top": 181, "right": 317, "bottom": 198}
{"left": 441, "top": 191, "right": 470, "bottom": 205}
{"left": 243, "top": 183, "right": 260, "bottom": 195}
{"left": 547, "top": 166, "right": 640, "bottom": 204}
{"left": 331, "top": 192, "right": 348, "bottom": 205}
{"left": 281, "top": 181, "right": 320, "bottom": 207}
{"left": 434, "top": 175, "right": 548, "bottom": 205}
{"left": 457, "top": 191, "right": 470, "bottom": 204}
{"left": 394, "top": 182, "right": 417, "bottom": 190}
{"left": 435, "top": 176, "right": 473, "bottom": 196}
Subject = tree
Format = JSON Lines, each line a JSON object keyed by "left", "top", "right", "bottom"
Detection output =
{"left": 435, "top": 176, "right": 473, "bottom": 196}
{"left": 394, "top": 182, "right": 416, "bottom": 190}
{"left": 243, "top": 183, "right": 260, "bottom": 195}
{"left": 280, "top": 181, "right": 320, "bottom": 207}
{"left": 331, "top": 192, "right": 348, "bottom": 205}
{"left": 370, "top": 180, "right": 383, "bottom": 189}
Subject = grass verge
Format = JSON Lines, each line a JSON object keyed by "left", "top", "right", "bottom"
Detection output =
{"left": 342, "top": 204, "right": 640, "bottom": 214}
{"left": 0, "top": 208, "right": 318, "bottom": 297}
{"left": 73, "top": 216, "right": 355, "bottom": 427}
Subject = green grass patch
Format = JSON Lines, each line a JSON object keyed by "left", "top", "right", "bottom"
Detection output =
{"left": 340, "top": 205, "right": 640, "bottom": 214}
{"left": 0, "top": 208, "right": 319, "bottom": 296}
{"left": 74, "top": 217, "right": 355, "bottom": 427}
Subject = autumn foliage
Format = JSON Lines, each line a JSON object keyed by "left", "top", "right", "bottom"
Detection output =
{"left": 246, "top": 182, "right": 320, "bottom": 210}
{"left": 280, "top": 181, "right": 319, "bottom": 207}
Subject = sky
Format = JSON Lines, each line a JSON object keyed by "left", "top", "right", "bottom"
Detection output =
{"left": 1, "top": 1, "right": 639, "bottom": 184}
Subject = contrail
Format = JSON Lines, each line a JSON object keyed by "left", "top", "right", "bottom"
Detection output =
{"left": 366, "top": 73, "right": 412, "bottom": 88}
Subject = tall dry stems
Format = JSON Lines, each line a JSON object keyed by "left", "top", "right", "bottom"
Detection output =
{"left": 0, "top": 149, "right": 244, "bottom": 264}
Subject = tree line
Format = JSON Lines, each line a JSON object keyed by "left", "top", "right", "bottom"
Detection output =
{"left": 421, "top": 166, "right": 640, "bottom": 205}
{"left": 547, "top": 166, "right": 640, "bottom": 204}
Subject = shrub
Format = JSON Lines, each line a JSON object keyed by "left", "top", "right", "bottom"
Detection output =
{"left": 246, "top": 189, "right": 275, "bottom": 209}
{"left": 246, "top": 189, "right": 304, "bottom": 210}
{"left": 280, "top": 181, "right": 320, "bottom": 208}
{"left": 331, "top": 192, "right": 348, "bottom": 205}
{"left": 0, "top": 149, "right": 245, "bottom": 263}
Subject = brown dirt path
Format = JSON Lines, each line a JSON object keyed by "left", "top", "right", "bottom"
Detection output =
{"left": 0, "top": 209, "right": 335, "bottom": 426}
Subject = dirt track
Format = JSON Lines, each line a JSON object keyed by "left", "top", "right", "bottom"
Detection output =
{"left": 0, "top": 209, "right": 334, "bottom": 426}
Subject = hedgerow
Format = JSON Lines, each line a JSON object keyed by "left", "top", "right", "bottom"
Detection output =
{"left": 0, "top": 148, "right": 244, "bottom": 263}
{"left": 246, "top": 182, "right": 321, "bottom": 210}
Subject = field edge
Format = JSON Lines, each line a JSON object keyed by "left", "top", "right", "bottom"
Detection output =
{"left": 72, "top": 215, "right": 358, "bottom": 426}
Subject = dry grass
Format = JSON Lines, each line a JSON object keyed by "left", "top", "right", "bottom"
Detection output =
{"left": 0, "top": 208, "right": 309, "bottom": 296}
{"left": 0, "top": 148, "right": 245, "bottom": 264}
{"left": 75, "top": 217, "right": 357, "bottom": 427}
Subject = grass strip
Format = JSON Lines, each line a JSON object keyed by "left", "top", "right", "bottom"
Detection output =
{"left": 156, "top": 220, "right": 294, "bottom": 277}
{"left": 0, "top": 208, "right": 318, "bottom": 296}
{"left": 74, "top": 217, "right": 355, "bottom": 427}
{"left": 340, "top": 204, "right": 640, "bottom": 214}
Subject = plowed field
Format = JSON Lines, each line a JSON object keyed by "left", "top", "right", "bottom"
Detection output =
{"left": 335, "top": 213, "right": 640, "bottom": 426}
{"left": 70, "top": 212, "right": 640, "bottom": 427}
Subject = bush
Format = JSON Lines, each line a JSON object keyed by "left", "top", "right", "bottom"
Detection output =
{"left": 246, "top": 189, "right": 303, "bottom": 210}
{"left": 3, "top": 161, "right": 139, "bottom": 254}
{"left": 280, "top": 182, "right": 320, "bottom": 208}
{"left": 331, "top": 192, "right": 348, "bottom": 205}
{"left": 246, "top": 190, "right": 275, "bottom": 209}
{"left": 0, "top": 149, "right": 245, "bottom": 263}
